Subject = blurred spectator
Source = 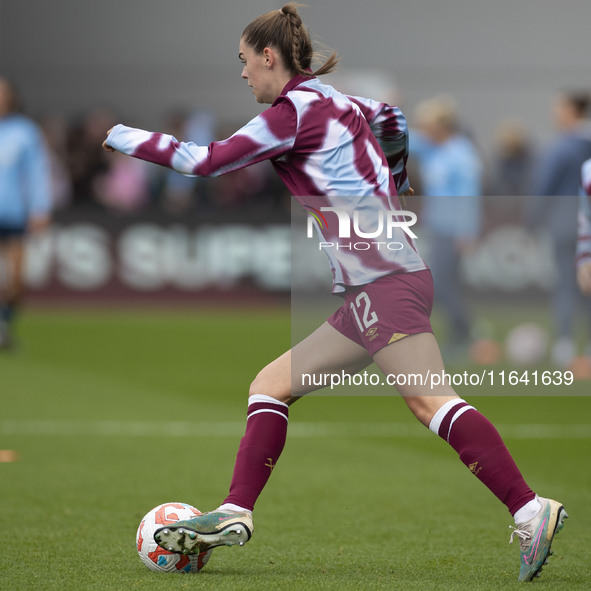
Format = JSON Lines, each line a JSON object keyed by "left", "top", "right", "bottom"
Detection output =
{"left": 575, "top": 159, "right": 591, "bottom": 373}
{"left": 93, "top": 151, "right": 151, "bottom": 213}
{"left": 410, "top": 95, "right": 483, "bottom": 356}
{"left": 67, "top": 106, "right": 116, "bottom": 207}
{"left": 39, "top": 114, "right": 73, "bottom": 210}
{"left": 490, "top": 119, "right": 534, "bottom": 197}
{"left": 0, "top": 77, "right": 51, "bottom": 349}
{"left": 526, "top": 91, "right": 591, "bottom": 367}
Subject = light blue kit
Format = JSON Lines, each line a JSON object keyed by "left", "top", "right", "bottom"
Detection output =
{"left": 0, "top": 114, "right": 50, "bottom": 229}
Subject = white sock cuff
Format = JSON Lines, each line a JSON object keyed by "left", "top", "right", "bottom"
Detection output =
{"left": 428, "top": 398, "right": 469, "bottom": 435}
{"left": 248, "top": 394, "right": 289, "bottom": 409}
{"left": 216, "top": 502, "right": 252, "bottom": 515}
{"left": 513, "top": 495, "right": 542, "bottom": 525}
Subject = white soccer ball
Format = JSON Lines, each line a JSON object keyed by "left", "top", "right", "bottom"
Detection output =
{"left": 505, "top": 323, "right": 549, "bottom": 366}
{"left": 136, "top": 502, "right": 212, "bottom": 573}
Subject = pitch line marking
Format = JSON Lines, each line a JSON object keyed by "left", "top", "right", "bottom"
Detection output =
{"left": 0, "top": 420, "right": 590, "bottom": 439}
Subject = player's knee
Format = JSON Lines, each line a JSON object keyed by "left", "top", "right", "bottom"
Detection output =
{"left": 248, "top": 367, "right": 267, "bottom": 397}
{"left": 248, "top": 369, "right": 291, "bottom": 404}
{"left": 403, "top": 397, "right": 431, "bottom": 426}
{"left": 403, "top": 394, "right": 459, "bottom": 427}
{"left": 248, "top": 375, "right": 263, "bottom": 398}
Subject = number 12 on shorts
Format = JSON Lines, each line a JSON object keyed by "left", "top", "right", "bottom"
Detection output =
{"left": 350, "top": 292, "right": 378, "bottom": 332}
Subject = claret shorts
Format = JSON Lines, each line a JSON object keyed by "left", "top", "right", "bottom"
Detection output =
{"left": 327, "top": 269, "right": 434, "bottom": 357}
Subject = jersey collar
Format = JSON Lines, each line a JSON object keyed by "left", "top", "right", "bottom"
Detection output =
{"left": 279, "top": 72, "right": 316, "bottom": 96}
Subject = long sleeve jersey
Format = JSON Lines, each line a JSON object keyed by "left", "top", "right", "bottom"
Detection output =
{"left": 107, "top": 74, "right": 427, "bottom": 292}
{"left": 577, "top": 158, "right": 591, "bottom": 268}
{"left": 0, "top": 114, "right": 51, "bottom": 227}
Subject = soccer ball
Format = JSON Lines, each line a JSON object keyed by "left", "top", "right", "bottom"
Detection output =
{"left": 505, "top": 323, "right": 549, "bottom": 366}
{"left": 136, "top": 502, "right": 212, "bottom": 573}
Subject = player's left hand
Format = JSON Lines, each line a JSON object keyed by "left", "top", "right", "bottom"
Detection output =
{"left": 102, "top": 128, "right": 115, "bottom": 152}
{"left": 401, "top": 187, "right": 415, "bottom": 197}
{"left": 577, "top": 260, "right": 591, "bottom": 297}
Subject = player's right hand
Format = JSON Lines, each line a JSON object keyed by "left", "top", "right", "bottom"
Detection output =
{"left": 102, "top": 127, "right": 115, "bottom": 152}
{"left": 577, "top": 260, "right": 591, "bottom": 297}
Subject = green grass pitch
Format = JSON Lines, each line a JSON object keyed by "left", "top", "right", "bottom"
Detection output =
{"left": 1, "top": 306, "right": 590, "bottom": 590}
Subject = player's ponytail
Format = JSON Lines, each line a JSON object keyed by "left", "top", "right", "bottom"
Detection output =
{"left": 242, "top": 3, "right": 339, "bottom": 77}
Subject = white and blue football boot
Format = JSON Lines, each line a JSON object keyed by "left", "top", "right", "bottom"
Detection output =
{"left": 154, "top": 511, "right": 253, "bottom": 555}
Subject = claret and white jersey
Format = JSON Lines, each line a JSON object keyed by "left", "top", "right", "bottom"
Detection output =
{"left": 577, "top": 158, "right": 591, "bottom": 268}
{"left": 107, "top": 74, "right": 428, "bottom": 292}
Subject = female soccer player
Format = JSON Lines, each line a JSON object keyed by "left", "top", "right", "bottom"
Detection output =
{"left": 0, "top": 77, "right": 51, "bottom": 350}
{"left": 103, "top": 5, "right": 566, "bottom": 581}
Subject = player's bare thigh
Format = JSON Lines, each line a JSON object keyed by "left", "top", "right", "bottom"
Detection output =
{"left": 372, "top": 332, "right": 459, "bottom": 426}
{"left": 249, "top": 321, "right": 371, "bottom": 405}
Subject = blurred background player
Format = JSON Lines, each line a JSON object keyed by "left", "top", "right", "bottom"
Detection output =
{"left": 0, "top": 77, "right": 51, "bottom": 350}
{"left": 490, "top": 119, "right": 534, "bottom": 197}
{"left": 103, "top": 4, "right": 566, "bottom": 582}
{"left": 526, "top": 91, "right": 591, "bottom": 366}
{"left": 572, "top": 158, "right": 591, "bottom": 376}
{"left": 410, "top": 95, "right": 483, "bottom": 358}
{"left": 577, "top": 158, "right": 591, "bottom": 296}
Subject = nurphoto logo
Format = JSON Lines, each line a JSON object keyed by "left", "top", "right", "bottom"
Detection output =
{"left": 303, "top": 206, "right": 418, "bottom": 251}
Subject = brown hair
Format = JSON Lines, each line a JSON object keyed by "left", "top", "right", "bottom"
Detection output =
{"left": 242, "top": 3, "right": 339, "bottom": 77}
